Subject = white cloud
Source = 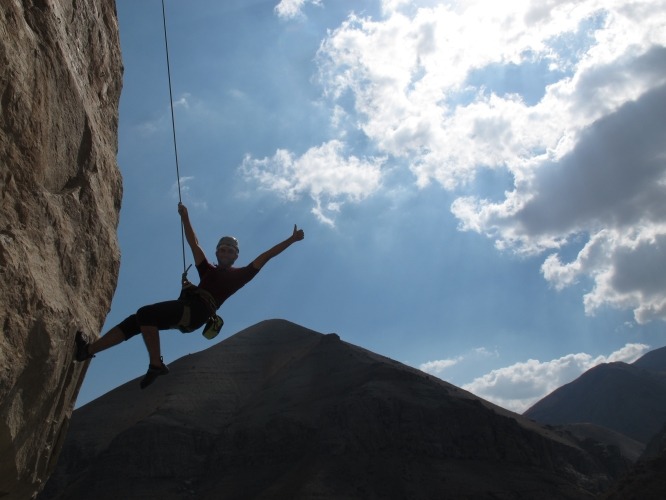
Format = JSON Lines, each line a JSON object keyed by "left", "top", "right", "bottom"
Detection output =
{"left": 309, "top": 0, "right": 666, "bottom": 321}
{"left": 420, "top": 346, "right": 498, "bottom": 375}
{"left": 542, "top": 228, "right": 666, "bottom": 323}
{"left": 318, "top": 1, "right": 666, "bottom": 190}
{"left": 240, "top": 140, "right": 384, "bottom": 226}
{"left": 461, "top": 343, "right": 650, "bottom": 413}
{"left": 245, "top": 0, "right": 666, "bottom": 321}
{"left": 274, "top": 0, "right": 322, "bottom": 20}
{"left": 420, "top": 356, "right": 462, "bottom": 374}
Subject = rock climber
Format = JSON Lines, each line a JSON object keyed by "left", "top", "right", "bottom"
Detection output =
{"left": 74, "top": 202, "right": 305, "bottom": 389}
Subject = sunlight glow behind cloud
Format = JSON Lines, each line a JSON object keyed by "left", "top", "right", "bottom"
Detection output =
{"left": 241, "top": 140, "right": 384, "bottom": 226}
{"left": 247, "top": 0, "right": 666, "bottom": 323}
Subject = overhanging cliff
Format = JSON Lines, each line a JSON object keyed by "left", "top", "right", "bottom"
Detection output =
{"left": 0, "top": 1, "right": 123, "bottom": 497}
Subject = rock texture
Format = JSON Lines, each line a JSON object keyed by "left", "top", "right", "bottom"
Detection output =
{"left": 0, "top": 1, "right": 122, "bottom": 498}
{"left": 523, "top": 347, "right": 666, "bottom": 498}
{"left": 601, "top": 422, "right": 666, "bottom": 499}
{"left": 42, "top": 320, "right": 630, "bottom": 499}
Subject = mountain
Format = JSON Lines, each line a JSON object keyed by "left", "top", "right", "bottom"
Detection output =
{"left": 631, "top": 346, "right": 666, "bottom": 373}
{"left": 600, "top": 422, "right": 666, "bottom": 499}
{"left": 556, "top": 423, "right": 644, "bottom": 462}
{"left": 41, "top": 320, "right": 629, "bottom": 499}
{"left": 523, "top": 347, "right": 666, "bottom": 444}
{"left": 522, "top": 346, "right": 666, "bottom": 499}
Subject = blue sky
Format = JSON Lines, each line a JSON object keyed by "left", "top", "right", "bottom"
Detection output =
{"left": 77, "top": 0, "right": 666, "bottom": 413}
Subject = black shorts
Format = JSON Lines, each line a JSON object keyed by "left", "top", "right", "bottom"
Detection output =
{"left": 116, "top": 298, "right": 212, "bottom": 340}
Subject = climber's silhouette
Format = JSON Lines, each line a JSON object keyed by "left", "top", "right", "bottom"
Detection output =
{"left": 75, "top": 202, "right": 304, "bottom": 389}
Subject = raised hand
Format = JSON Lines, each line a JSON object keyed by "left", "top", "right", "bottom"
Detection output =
{"left": 292, "top": 224, "right": 305, "bottom": 242}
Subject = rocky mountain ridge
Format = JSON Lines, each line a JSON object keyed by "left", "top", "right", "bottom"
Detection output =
{"left": 524, "top": 346, "right": 666, "bottom": 445}
{"left": 41, "top": 320, "right": 632, "bottom": 499}
{"left": 524, "top": 345, "right": 666, "bottom": 498}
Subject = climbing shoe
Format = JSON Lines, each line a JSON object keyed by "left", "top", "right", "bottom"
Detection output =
{"left": 74, "top": 331, "right": 95, "bottom": 362}
{"left": 140, "top": 357, "right": 169, "bottom": 389}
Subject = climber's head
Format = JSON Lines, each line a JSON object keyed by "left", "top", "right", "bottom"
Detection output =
{"left": 216, "top": 236, "right": 239, "bottom": 268}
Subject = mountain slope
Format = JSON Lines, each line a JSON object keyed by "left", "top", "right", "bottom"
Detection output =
{"left": 42, "top": 320, "right": 627, "bottom": 499}
{"left": 524, "top": 350, "right": 666, "bottom": 444}
{"left": 601, "top": 422, "right": 666, "bottom": 499}
{"left": 632, "top": 346, "right": 666, "bottom": 373}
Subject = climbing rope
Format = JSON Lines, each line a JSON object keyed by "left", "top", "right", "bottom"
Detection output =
{"left": 160, "top": 0, "right": 187, "bottom": 275}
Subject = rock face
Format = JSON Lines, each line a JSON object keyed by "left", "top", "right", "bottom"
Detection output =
{"left": 0, "top": 1, "right": 122, "bottom": 498}
{"left": 42, "top": 320, "right": 629, "bottom": 499}
{"left": 601, "top": 422, "right": 666, "bottom": 499}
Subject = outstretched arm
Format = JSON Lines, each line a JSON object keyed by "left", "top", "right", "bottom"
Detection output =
{"left": 251, "top": 225, "right": 305, "bottom": 270}
{"left": 178, "top": 203, "right": 206, "bottom": 266}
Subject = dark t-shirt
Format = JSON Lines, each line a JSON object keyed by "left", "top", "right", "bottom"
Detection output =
{"left": 195, "top": 259, "right": 260, "bottom": 309}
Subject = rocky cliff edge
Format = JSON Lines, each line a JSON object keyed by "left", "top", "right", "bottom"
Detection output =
{"left": 0, "top": 1, "right": 123, "bottom": 498}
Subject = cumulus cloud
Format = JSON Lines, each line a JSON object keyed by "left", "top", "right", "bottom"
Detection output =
{"left": 241, "top": 140, "right": 384, "bottom": 226}
{"left": 451, "top": 75, "right": 666, "bottom": 322}
{"left": 309, "top": 0, "right": 666, "bottom": 322}
{"left": 247, "top": 0, "right": 666, "bottom": 321}
{"left": 461, "top": 343, "right": 650, "bottom": 413}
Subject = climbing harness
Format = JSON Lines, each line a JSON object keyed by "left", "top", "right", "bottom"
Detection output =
{"left": 161, "top": 0, "right": 223, "bottom": 339}
{"left": 176, "top": 279, "right": 223, "bottom": 339}
{"left": 176, "top": 270, "right": 223, "bottom": 339}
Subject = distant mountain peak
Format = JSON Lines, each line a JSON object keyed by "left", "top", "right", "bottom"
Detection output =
{"left": 524, "top": 345, "right": 666, "bottom": 444}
